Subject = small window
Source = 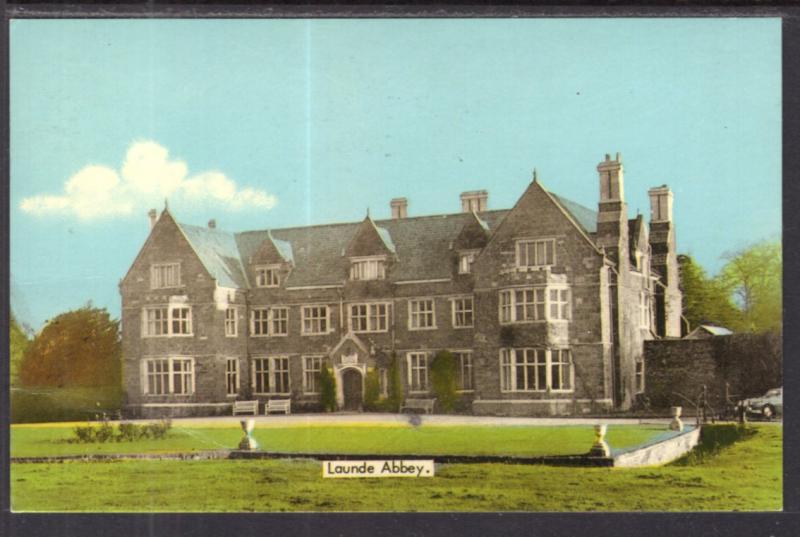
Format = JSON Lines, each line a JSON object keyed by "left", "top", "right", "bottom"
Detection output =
{"left": 635, "top": 360, "right": 645, "bottom": 394}
{"left": 226, "top": 358, "right": 239, "bottom": 396}
{"left": 407, "top": 352, "right": 429, "bottom": 392}
{"left": 500, "top": 348, "right": 572, "bottom": 392}
{"left": 549, "top": 289, "right": 571, "bottom": 320}
{"left": 302, "top": 355, "right": 324, "bottom": 394}
{"left": 225, "top": 307, "right": 238, "bottom": 337}
{"left": 458, "top": 251, "right": 478, "bottom": 274}
{"left": 454, "top": 351, "right": 473, "bottom": 391}
{"left": 255, "top": 266, "right": 280, "bottom": 287}
{"left": 350, "top": 257, "right": 386, "bottom": 281}
{"left": 409, "top": 299, "right": 436, "bottom": 330}
{"left": 349, "top": 303, "right": 389, "bottom": 333}
{"left": 250, "top": 307, "right": 288, "bottom": 336}
{"left": 639, "top": 292, "right": 651, "bottom": 328}
{"left": 302, "top": 306, "right": 330, "bottom": 335}
{"left": 452, "top": 297, "right": 474, "bottom": 328}
{"left": 516, "top": 239, "right": 555, "bottom": 268}
{"left": 142, "top": 306, "right": 192, "bottom": 337}
{"left": 142, "top": 357, "right": 194, "bottom": 395}
{"left": 253, "top": 356, "right": 290, "bottom": 395}
{"left": 151, "top": 263, "right": 181, "bottom": 289}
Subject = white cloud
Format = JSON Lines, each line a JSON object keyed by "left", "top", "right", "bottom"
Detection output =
{"left": 20, "top": 141, "right": 278, "bottom": 220}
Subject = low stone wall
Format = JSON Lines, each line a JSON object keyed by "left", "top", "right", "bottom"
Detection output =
{"left": 472, "top": 399, "right": 613, "bottom": 417}
{"left": 613, "top": 426, "right": 701, "bottom": 467}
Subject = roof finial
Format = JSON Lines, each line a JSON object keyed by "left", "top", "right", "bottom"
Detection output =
{"left": 366, "top": 207, "right": 370, "bottom": 218}
{"left": 533, "top": 168, "right": 538, "bottom": 183}
{"left": 164, "top": 198, "right": 169, "bottom": 211}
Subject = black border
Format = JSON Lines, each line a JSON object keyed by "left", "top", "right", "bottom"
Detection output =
{"left": 2, "top": 3, "right": 799, "bottom": 536}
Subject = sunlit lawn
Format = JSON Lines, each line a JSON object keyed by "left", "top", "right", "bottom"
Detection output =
{"left": 10, "top": 424, "right": 781, "bottom": 512}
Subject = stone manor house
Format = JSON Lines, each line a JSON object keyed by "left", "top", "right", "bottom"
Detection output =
{"left": 120, "top": 153, "right": 682, "bottom": 417}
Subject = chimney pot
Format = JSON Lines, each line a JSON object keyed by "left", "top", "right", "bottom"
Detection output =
{"left": 460, "top": 190, "right": 488, "bottom": 213}
{"left": 148, "top": 209, "right": 157, "bottom": 230}
{"left": 208, "top": 219, "right": 216, "bottom": 229}
{"left": 390, "top": 198, "right": 408, "bottom": 219}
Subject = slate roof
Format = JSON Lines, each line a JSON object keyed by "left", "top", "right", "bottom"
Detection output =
{"left": 176, "top": 191, "right": 598, "bottom": 289}
{"left": 698, "top": 325, "right": 734, "bottom": 336}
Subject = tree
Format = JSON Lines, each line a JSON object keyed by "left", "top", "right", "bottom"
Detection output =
{"left": 319, "top": 365, "right": 337, "bottom": 412}
{"left": 430, "top": 350, "right": 458, "bottom": 413}
{"left": 10, "top": 314, "right": 30, "bottom": 387}
{"left": 678, "top": 254, "right": 740, "bottom": 331}
{"left": 363, "top": 368, "right": 381, "bottom": 411}
{"left": 19, "top": 305, "right": 121, "bottom": 388}
{"left": 719, "top": 241, "right": 782, "bottom": 333}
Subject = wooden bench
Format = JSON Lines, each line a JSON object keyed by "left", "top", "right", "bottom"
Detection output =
{"left": 265, "top": 399, "right": 292, "bottom": 415}
{"left": 232, "top": 400, "right": 259, "bottom": 416}
{"left": 399, "top": 398, "right": 436, "bottom": 415}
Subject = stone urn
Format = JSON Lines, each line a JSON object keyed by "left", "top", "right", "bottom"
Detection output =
{"left": 669, "top": 406, "right": 684, "bottom": 432}
{"left": 238, "top": 419, "right": 258, "bottom": 450}
{"left": 589, "top": 423, "right": 610, "bottom": 457}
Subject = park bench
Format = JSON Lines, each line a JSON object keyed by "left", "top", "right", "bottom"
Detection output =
{"left": 266, "top": 399, "right": 292, "bottom": 415}
{"left": 399, "top": 398, "right": 436, "bottom": 415}
{"left": 232, "top": 400, "right": 259, "bottom": 416}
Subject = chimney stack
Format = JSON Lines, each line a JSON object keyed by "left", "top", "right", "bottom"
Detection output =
{"left": 460, "top": 190, "right": 488, "bottom": 213}
{"left": 390, "top": 198, "right": 408, "bottom": 219}
{"left": 208, "top": 219, "right": 217, "bottom": 229}
{"left": 148, "top": 209, "right": 157, "bottom": 230}
{"left": 597, "top": 152, "right": 624, "bottom": 202}
{"left": 648, "top": 185, "right": 673, "bottom": 223}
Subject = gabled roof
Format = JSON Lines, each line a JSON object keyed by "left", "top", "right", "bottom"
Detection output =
{"left": 178, "top": 223, "right": 248, "bottom": 289}
{"left": 550, "top": 194, "right": 598, "bottom": 234}
{"left": 267, "top": 231, "right": 295, "bottom": 264}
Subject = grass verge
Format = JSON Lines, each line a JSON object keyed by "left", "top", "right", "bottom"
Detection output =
{"left": 10, "top": 424, "right": 781, "bottom": 512}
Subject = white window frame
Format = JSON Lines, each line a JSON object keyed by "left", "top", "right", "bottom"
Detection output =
{"left": 516, "top": 238, "right": 556, "bottom": 268}
{"left": 548, "top": 288, "right": 571, "bottom": 321}
{"left": 141, "top": 357, "right": 195, "bottom": 396}
{"left": 250, "top": 307, "right": 289, "bottom": 337}
{"left": 255, "top": 265, "right": 281, "bottom": 288}
{"left": 407, "top": 352, "right": 429, "bottom": 393}
{"left": 453, "top": 350, "right": 474, "bottom": 392}
{"left": 451, "top": 296, "right": 474, "bottom": 328}
{"left": 251, "top": 356, "right": 291, "bottom": 395}
{"left": 142, "top": 306, "right": 193, "bottom": 337}
{"left": 408, "top": 298, "right": 436, "bottom": 331}
{"left": 226, "top": 357, "right": 240, "bottom": 397}
{"left": 639, "top": 291, "right": 651, "bottom": 328}
{"left": 302, "top": 305, "right": 331, "bottom": 335}
{"left": 635, "top": 359, "right": 645, "bottom": 394}
{"left": 349, "top": 256, "right": 386, "bottom": 281}
{"left": 458, "top": 250, "right": 479, "bottom": 274}
{"left": 349, "top": 302, "right": 390, "bottom": 333}
{"left": 302, "top": 355, "right": 325, "bottom": 394}
{"left": 499, "top": 348, "right": 574, "bottom": 393}
{"left": 150, "top": 263, "right": 181, "bottom": 290}
{"left": 499, "top": 286, "right": 571, "bottom": 324}
{"left": 225, "top": 307, "right": 238, "bottom": 337}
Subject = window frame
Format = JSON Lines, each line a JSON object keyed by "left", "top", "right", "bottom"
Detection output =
{"left": 499, "top": 348, "right": 574, "bottom": 393}
{"left": 406, "top": 352, "right": 430, "bottom": 393}
{"left": 255, "top": 265, "right": 281, "bottom": 288}
{"left": 451, "top": 296, "right": 474, "bottom": 328}
{"left": 302, "top": 355, "right": 325, "bottom": 394}
{"left": 635, "top": 359, "right": 645, "bottom": 394}
{"left": 141, "top": 357, "right": 195, "bottom": 396}
{"left": 349, "top": 255, "right": 387, "bottom": 281}
{"left": 349, "top": 302, "right": 390, "bottom": 333}
{"left": 515, "top": 238, "right": 556, "bottom": 269}
{"left": 250, "top": 307, "right": 289, "bottom": 337}
{"left": 453, "top": 350, "right": 474, "bottom": 392}
{"left": 639, "top": 291, "right": 651, "bottom": 328}
{"left": 226, "top": 357, "right": 240, "bottom": 397}
{"left": 498, "top": 286, "right": 570, "bottom": 324}
{"left": 301, "top": 305, "right": 331, "bottom": 335}
{"left": 225, "top": 307, "right": 238, "bottom": 337}
{"left": 408, "top": 298, "right": 436, "bottom": 331}
{"left": 142, "top": 306, "right": 193, "bottom": 338}
{"left": 251, "top": 356, "right": 292, "bottom": 396}
{"left": 150, "top": 262, "right": 181, "bottom": 290}
{"left": 458, "top": 250, "right": 479, "bottom": 274}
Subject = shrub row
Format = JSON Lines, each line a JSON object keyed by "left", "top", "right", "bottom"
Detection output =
{"left": 73, "top": 418, "right": 172, "bottom": 443}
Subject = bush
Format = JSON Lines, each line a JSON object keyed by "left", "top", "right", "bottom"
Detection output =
{"left": 430, "top": 350, "right": 459, "bottom": 413}
{"left": 387, "top": 352, "right": 404, "bottom": 412}
{"left": 363, "top": 369, "right": 381, "bottom": 411}
{"left": 320, "top": 365, "right": 337, "bottom": 412}
{"left": 11, "top": 386, "right": 123, "bottom": 424}
{"left": 71, "top": 419, "right": 172, "bottom": 443}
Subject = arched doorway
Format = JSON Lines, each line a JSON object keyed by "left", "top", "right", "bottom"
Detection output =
{"left": 341, "top": 368, "right": 363, "bottom": 411}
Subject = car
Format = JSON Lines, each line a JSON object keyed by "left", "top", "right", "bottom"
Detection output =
{"left": 741, "top": 387, "right": 782, "bottom": 420}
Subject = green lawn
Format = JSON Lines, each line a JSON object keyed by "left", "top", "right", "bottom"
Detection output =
{"left": 10, "top": 424, "right": 782, "bottom": 512}
{"left": 11, "top": 423, "right": 664, "bottom": 458}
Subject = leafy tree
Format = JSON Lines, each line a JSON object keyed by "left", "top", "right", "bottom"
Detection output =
{"left": 363, "top": 368, "right": 381, "bottom": 411}
{"left": 430, "top": 351, "right": 458, "bottom": 413}
{"left": 10, "top": 313, "right": 31, "bottom": 387}
{"left": 387, "top": 352, "right": 404, "bottom": 412}
{"left": 678, "top": 254, "right": 740, "bottom": 331}
{"left": 319, "top": 364, "right": 337, "bottom": 412}
{"left": 719, "top": 241, "right": 782, "bottom": 332}
{"left": 19, "top": 305, "right": 121, "bottom": 388}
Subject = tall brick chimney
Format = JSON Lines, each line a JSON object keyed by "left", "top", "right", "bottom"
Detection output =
{"left": 648, "top": 185, "right": 681, "bottom": 337}
{"left": 148, "top": 208, "right": 157, "bottom": 230}
{"left": 595, "top": 153, "right": 628, "bottom": 270}
{"left": 390, "top": 198, "right": 408, "bottom": 219}
{"left": 460, "top": 190, "right": 488, "bottom": 213}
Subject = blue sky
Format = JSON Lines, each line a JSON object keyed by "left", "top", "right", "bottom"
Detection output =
{"left": 10, "top": 18, "right": 781, "bottom": 331}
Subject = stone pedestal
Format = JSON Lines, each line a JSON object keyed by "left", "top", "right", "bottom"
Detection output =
{"left": 589, "top": 423, "right": 610, "bottom": 457}
{"left": 669, "top": 406, "right": 684, "bottom": 432}
{"left": 238, "top": 419, "right": 258, "bottom": 450}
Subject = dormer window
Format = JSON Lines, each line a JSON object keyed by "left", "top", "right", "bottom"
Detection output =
{"left": 151, "top": 263, "right": 181, "bottom": 289}
{"left": 350, "top": 256, "right": 386, "bottom": 281}
{"left": 516, "top": 238, "right": 555, "bottom": 268}
{"left": 458, "top": 250, "right": 479, "bottom": 274}
{"left": 255, "top": 265, "right": 280, "bottom": 287}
